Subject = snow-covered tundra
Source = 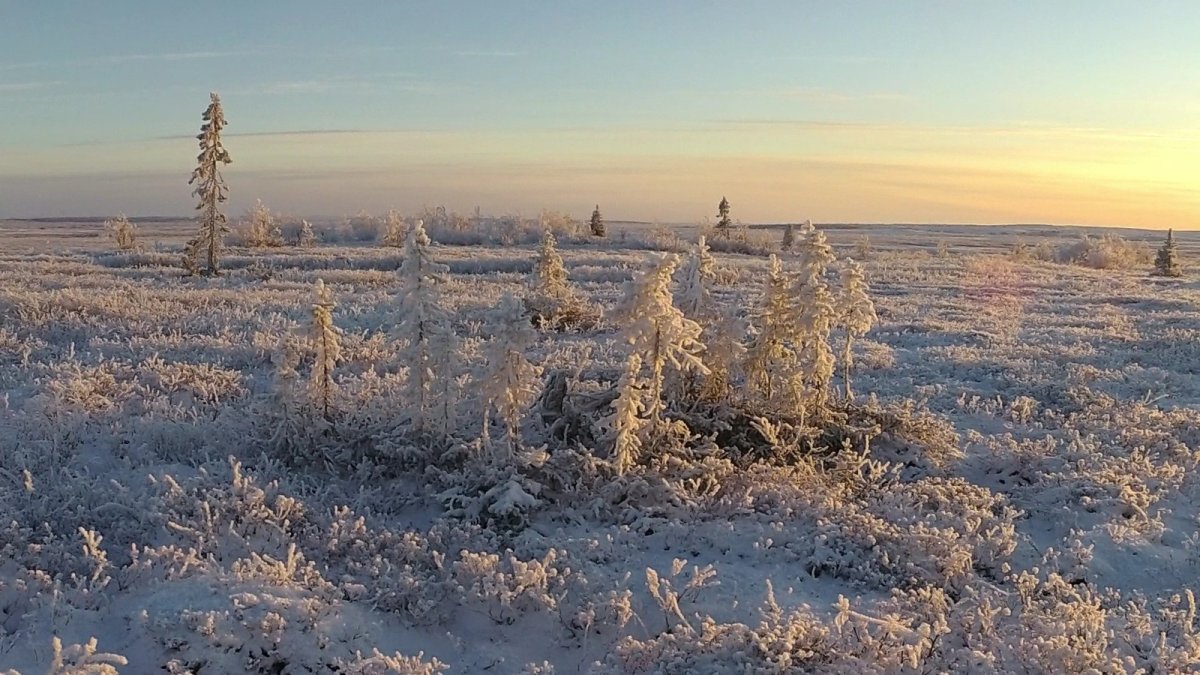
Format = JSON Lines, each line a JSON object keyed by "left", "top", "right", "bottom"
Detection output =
{"left": 1, "top": 216, "right": 1198, "bottom": 673}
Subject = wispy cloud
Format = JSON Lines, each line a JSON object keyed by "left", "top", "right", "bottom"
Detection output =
{"left": 99, "top": 50, "right": 250, "bottom": 65}
{"left": 452, "top": 50, "right": 521, "bottom": 58}
{"left": 0, "top": 50, "right": 248, "bottom": 71}
{"left": 0, "top": 80, "right": 63, "bottom": 92}
{"left": 771, "top": 87, "right": 912, "bottom": 103}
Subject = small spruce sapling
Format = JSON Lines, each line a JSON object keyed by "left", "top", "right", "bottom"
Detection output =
{"left": 481, "top": 294, "right": 543, "bottom": 459}
{"left": 744, "top": 254, "right": 795, "bottom": 405}
{"left": 184, "top": 92, "right": 232, "bottom": 276}
{"left": 526, "top": 229, "right": 593, "bottom": 329}
{"left": 675, "top": 235, "right": 716, "bottom": 318}
{"left": 614, "top": 254, "right": 708, "bottom": 429}
{"left": 1154, "top": 228, "right": 1183, "bottom": 277}
{"left": 790, "top": 221, "right": 838, "bottom": 417}
{"left": 675, "top": 236, "right": 743, "bottom": 400}
{"left": 590, "top": 205, "right": 606, "bottom": 237}
{"left": 307, "top": 279, "right": 341, "bottom": 420}
{"left": 781, "top": 221, "right": 796, "bottom": 251}
{"left": 836, "top": 259, "right": 877, "bottom": 400}
{"left": 104, "top": 214, "right": 139, "bottom": 251}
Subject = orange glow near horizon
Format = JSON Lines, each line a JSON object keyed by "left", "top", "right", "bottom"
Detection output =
{"left": 1, "top": 123, "right": 1197, "bottom": 229}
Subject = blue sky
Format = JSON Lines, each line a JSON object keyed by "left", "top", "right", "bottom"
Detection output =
{"left": 1, "top": 1, "right": 1198, "bottom": 226}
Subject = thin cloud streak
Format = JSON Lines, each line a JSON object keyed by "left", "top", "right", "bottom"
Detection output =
{"left": 0, "top": 80, "right": 63, "bottom": 92}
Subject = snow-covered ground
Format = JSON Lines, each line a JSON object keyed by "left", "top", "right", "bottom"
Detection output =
{"left": 1, "top": 218, "right": 1198, "bottom": 673}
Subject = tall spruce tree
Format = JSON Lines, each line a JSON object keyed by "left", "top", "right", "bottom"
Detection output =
{"left": 714, "top": 196, "right": 733, "bottom": 239}
{"left": 1154, "top": 229, "right": 1183, "bottom": 277}
{"left": 184, "top": 93, "right": 232, "bottom": 276}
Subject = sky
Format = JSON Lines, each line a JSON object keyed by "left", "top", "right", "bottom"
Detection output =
{"left": 1, "top": 1, "right": 1198, "bottom": 228}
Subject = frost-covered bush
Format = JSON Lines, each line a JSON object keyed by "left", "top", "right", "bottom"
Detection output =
{"left": 1043, "top": 233, "right": 1152, "bottom": 269}
{"left": 103, "top": 214, "right": 139, "bottom": 251}
{"left": 240, "top": 199, "right": 283, "bottom": 248}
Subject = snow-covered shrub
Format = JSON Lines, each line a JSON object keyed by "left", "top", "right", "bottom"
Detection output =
{"left": 381, "top": 209, "right": 407, "bottom": 248}
{"left": 296, "top": 219, "right": 316, "bottom": 247}
{"left": 1046, "top": 233, "right": 1151, "bottom": 269}
{"left": 103, "top": 214, "right": 138, "bottom": 251}
{"left": 241, "top": 199, "right": 283, "bottom": 248}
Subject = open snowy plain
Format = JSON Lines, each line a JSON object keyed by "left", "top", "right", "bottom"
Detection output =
{"left": 1, "top": 218, "right": 1199, "bottom": 673}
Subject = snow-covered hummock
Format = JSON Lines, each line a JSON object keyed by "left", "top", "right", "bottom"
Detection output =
{"left": 614, "top": 254, "right": 708, "bottom": 426}
{"left": 744, "top": 254, "right": 795, "bottom": 406}
{"left": 393, "top": 221, "right": 456, "bottom": 434}
{"left": 837, "top": 258, "right": 877, "bottom": 400}
{"left": 481, "top": 294, "right": 543, "bottom": 459}
{"left": 307, "top": 279, "right": 342, "bottom": 419}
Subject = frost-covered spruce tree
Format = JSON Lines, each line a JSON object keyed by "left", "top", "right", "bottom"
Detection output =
{"left": 614, "top": 253, "right": 708, "bottom": 428}
{"left": 608, "top": 354, "right": 646, "bottom": 475}
{"left": 789, "top": 221, "right": 839, "bottom": 417}
{"left": 795, "top": 219, "right": 835, "bottom": 272}
{"left": 675, "top": 235, "right": 716, "bottom": 318}
{"left": 184, "top": 92, "right": 232, "bottom": 276}
{"left": 104, "top": 214, "right": 138, "bottom": 251}
{"left": 589, "top": 204, "right": 606, "bottom": 237}
{"left": 1154, "top": 228, "right": 1183, "bottom": 277}
{"left": 245, "top": 199, "right": 282, "bottom": 247}
{"left": 837, "top": 259, "right": 876, "bottom": 401}
{"left": 481, "top": 294, "right": 542, "bottom": 459}
{"left": 532, "top": 229, "right": 569, "bottom": 295}
{"left": 744, "top": 254, "right": 795, "bottom": 405}
{"left": 307, "top": 279, "right": 341, "bottom": 419}
{"left": 675, "top": 235, "right": 742, "bottom": 399}
{"left": 297, "top": 219, "right": 316, "bottom": 247}
{"left": 526, "top": 229, "right": 590, "bottom": 329}
{"left": 394, "top": 220, "right": 456, "bottom": 435}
